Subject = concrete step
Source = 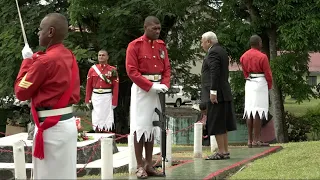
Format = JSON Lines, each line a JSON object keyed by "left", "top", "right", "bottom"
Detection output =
{"left": 0, "top": 147, "right": 160, "bottom": 169}
{"left": 0, "top": 147, "right": 161, "bottom": 179}
{"left": 0, "top": 133, "right": 118, "bottom": 164}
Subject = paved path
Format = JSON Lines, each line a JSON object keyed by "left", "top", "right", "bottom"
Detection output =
{"left": 115, "top": 146, "right": 282, "bottom": 179}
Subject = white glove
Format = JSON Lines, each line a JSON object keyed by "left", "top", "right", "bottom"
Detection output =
{"left": 22, "top": 44, "right": 33, "bottom": 59}
{"left": 112, "top": 106, "right": 116, "bottom": 109}
{"left": 86, "top": 103, "right": 91, "bottom": 109}
{"left": 151, "top": 83, "right": 168, "bottom": 93}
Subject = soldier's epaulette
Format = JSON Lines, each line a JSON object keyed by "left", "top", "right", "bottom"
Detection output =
{"left": 137, "top": 37, "right": 144, "bottom": 42}
{"left": 32, "top": 52, "right": 45, "bottom": 59}
{"left": 109, "top": 65, "right": 117, "bottom": 70}
{"left": 156, "top": 39, "right": 165, "bottom": 44}
{"left": 31, "top": 51, "right": 50, "bottom": 63}
{"left": 130, "top": 37, "right": 144, "bottom": 47}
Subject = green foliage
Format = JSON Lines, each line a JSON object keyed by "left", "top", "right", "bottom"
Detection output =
{"left": 68, "top": 0, "right": 219, "bottom": 82}
{"left": 229, "top": 71, "right": 246, "bottom": 124}
{"left": 217, "top": 5, "right": 256, "bottom": 62}
{"left": 181, "top": 74, "right": 201, "bottom": 100}
{"left": 270, "top": 52, "right": 316, "bottom": 103}
{"left": 7, "top": 105, "right": 31, "bottom": 127}
{"left": 0, "top": 24, "right": 24, "bottom": 96}
{"left": 229, "top": 71, "right": 245, "bottom": 114}
{"left": 285, "top": 111, "right": 311, "bottom": 142}
{"left": 0, "top": 96, "right": 30, "bottom": 127}
{"left": 303, "top": 104, "right": 320, "bottom": 140}
{"left": 0, "top": 0, "right": 69, "bottom": 98}
{"left": 277, "top": 1, "right": 320, "bottom": 51}
{"left": 74, "top": 86, "right": 87, "bottom": 111}
{"left": 77, "top": 131, "right": 94, "bottom": 142}
{"left": 285, "top": 103, "right": 320, "bottom": 142}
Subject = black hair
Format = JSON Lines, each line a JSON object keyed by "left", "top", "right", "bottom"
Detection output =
{"left": 199, "top": 102, "right": 207, "bottom": 111}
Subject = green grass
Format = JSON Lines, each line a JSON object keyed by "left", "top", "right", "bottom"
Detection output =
{"left": 81, "top": 118, "right": 93, "bottom": 132}
{"left": 78, "top": 172, "right": 130, "bottom": 179}
{"left": 284, "top": 97, "right": 320, "bottom": 117}
{"left": 76, "top": 112, "right": 94, "bottom": 132}
{"left": 230, "top": 141, "right": 320, "bottom": 179}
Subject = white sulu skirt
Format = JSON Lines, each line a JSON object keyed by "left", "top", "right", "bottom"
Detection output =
{"left": 91, "top": 93, "right": 114, "bottom": 131}
{"left": 33, "top": 117, "right": 77, "bottom": 179}
{"left": 243, "top": 77, "right": 269, "bottom": 120}
{"left": 130, "top": 82, "right": 161, "bottom": 142}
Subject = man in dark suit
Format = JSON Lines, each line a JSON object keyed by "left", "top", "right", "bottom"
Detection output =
{"left": 200, "top": 31, "right": 237, "bottom": 160}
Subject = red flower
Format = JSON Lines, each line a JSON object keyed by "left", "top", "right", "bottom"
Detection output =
{"left": 75, "top": 117, "right": 82, "bottom": 130}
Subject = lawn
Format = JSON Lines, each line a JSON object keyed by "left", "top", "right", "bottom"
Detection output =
{"left": 80, "top": 116, "right": 94, "bottom": 132}
{"left": 230, "top": 141, "right": 320, "bottom": 179}
{"left": 284, "top": 96, "right": 320, "bottom": 117}
{"left": 231, "top": 97, "right": 320, "bottom": 179}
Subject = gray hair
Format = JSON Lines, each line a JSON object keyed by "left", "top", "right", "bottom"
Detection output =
{"left": 202, "top": 31, "right": 218, "bottom": 44}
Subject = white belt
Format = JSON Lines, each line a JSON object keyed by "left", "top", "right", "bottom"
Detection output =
{"left": 250, "top": 74, "right": 265, "bottom": 78}
{"left": 37, "top": 106, "right": 73, "bottom": 118}
{"left": 93, "top": 88, "right": 112, "bottom": 93}
{"left": 142, "top": 74, "right": 162, "bottom": 81}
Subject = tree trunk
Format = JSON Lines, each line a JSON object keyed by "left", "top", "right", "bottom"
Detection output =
{"left": 77, "top": 21, "right": 88, "bottom": 49}
{"left": 113, "top": 78, "right": 131, "bottom": 141}
{"left": 259, "top": 32, "right": 270, "bottom": 59}
{"left": 267, "top": 27, "right": 289, "bottom": 143}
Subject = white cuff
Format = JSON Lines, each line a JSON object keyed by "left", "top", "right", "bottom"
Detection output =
{"left": 210, "top": 90, "right": 217, "bottom": 95}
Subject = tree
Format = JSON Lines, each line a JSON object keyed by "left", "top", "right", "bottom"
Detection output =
{"left": 67, "top": 0, "right": 219, "bottom": 134}
{"left": 217, "top": 0, "right": 320, "bottom": 142}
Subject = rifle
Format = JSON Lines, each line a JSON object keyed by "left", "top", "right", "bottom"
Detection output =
{"left": 154, "top": 92, "right": 167, "bottom": 176}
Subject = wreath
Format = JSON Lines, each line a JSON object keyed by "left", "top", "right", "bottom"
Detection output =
{"left": 76, "top": 117, "right": 94, "bottom": 142}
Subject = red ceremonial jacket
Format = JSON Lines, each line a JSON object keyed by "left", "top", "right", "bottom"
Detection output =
{"left": 14, "top": 43, "right": 80, "bottom": 107}
{"left": 85, "top": 64, "right": 119, "bottom": 106}
{"left": 240, "top": 48, "right": 273, "bottom": 89}
{"left": 125, "top": 34, "right": 171, "bottom": 91}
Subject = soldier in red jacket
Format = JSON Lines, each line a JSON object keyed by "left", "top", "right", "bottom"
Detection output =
{"left": 240, "top": 35, "right": 273, "bottom": 148}
{"left": 14, "top": 13, "right": 80, "bottom": 179}
{"left": 126, "top": 16, "right": 171, "bottom": 178}
{"left": 85, "top": 50, "right": 119, "bottom": 132}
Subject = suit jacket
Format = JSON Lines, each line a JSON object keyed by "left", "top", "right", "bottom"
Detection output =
{"left": 201, "top": 43, "right": 233, "bottom": 103}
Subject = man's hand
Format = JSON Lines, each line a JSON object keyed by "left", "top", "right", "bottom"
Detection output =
{"left": 210, "top": 94, "right": 218, "bottom": 104}
{"left": 151, "top": 83, "right": 168, "bottom": 93}
{"left": 22, "top": 44, "right": 33, "bottom": 59}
